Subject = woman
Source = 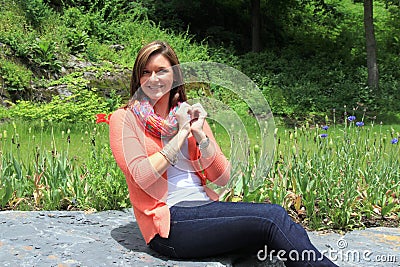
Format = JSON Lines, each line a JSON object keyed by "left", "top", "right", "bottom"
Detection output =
{"left": 109, "top": 40, "right": 337, "bottom": 266}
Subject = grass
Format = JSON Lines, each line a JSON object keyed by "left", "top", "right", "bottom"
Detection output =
{"left": 0, "top": 119, "right": 129, "bottom": 211}
{"left": 1, "top": 114, "right": 399, "bottom": 232}
{"left": 272, "top": 121, "right": 400, "bottom": 230}
{"left": 226, "top": 116, "right": 400, "bottom": 230}
{"left": 1, "top": 119, "right": 109, "bottom": 164}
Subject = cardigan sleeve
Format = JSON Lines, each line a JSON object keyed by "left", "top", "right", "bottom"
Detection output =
{"left": 109, "top": 108, "right": 167, "bottom": 193}
{"left": 199, "top": 121, "right": 231, "bottom": 186}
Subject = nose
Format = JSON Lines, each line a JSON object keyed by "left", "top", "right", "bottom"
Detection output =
{"left": 149, "top": 71, "right": 159, "bottom": 81}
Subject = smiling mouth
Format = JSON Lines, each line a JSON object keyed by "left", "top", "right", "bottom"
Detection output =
{"left": 147, "top": 85, "right": 164, "bottom": 90}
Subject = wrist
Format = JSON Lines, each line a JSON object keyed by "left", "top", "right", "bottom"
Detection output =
{"left": 198, "top": 136, "right": 210, "bottom": 150}
{"left": 160, "top": 143, "right": 178, "bottom": 166}
{"left": 198, "top": 136, "right": 214, "bottom": 159}
{"left": 192, "top": 130, "right": 206, "bottom": 143}
{"left": 178, "top": 128, "right": 190, "bottom": 139}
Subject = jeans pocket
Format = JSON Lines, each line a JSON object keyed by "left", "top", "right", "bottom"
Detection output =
{"left": 149, "top": 236, "right": 179, "bottom": 258}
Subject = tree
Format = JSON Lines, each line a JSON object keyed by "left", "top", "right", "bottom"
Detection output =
{"left": 363, "top": 0, "right": 379, "bottom": 89}
{"left": 251, "top": 0, "right": 261, "bottom": 52}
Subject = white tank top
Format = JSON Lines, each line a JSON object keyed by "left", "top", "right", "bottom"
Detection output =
{"left": 165, "top": 139, "right": 210, "bottom": 207}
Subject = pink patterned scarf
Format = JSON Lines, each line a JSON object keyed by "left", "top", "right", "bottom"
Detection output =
{"left": 131, "top": 98, "right": 179, "bottom": 138}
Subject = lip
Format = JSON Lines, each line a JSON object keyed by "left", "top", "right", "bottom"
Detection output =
{"left": 147, "top": 84, "right": 164, "bottom": 90}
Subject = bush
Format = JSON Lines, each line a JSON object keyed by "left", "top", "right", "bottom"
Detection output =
{"left": 62, "top": 7, "right": 111, "bottom": 42}
{"left": 8, "top": 90, "right": 108, "bottom": 123}
{"left": 7, "top": 74, "right": 111, "bottom": 123}
{"left": 17, "top": 0, "right": 53, "bottom": 29}
{"left": 237, "top": 49, "right": 379, "bottom": 122}
{"left": 0, "top": 5, "right": 36, "bottom": 58}
{"left": 28, "top": 38, "right": 62, "bottom": 76}
{"left": 0, "top": 59, "right": 32, "bottom": 92}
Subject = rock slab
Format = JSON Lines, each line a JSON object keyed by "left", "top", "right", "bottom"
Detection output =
{"left": 0, "top": 209, "right": 399, "bottom": 267}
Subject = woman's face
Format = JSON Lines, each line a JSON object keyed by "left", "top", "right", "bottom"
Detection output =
{"left": 139, "top": 53, "right": 174, "bottom": 103}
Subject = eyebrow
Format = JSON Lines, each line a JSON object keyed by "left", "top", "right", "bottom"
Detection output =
{"left": 143, "top": 66, "right": 170, "bottom": 72}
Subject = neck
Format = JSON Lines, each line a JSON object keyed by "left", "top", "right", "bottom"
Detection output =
{"left": 152, "top": 94, "right": 170, "bottom": 118}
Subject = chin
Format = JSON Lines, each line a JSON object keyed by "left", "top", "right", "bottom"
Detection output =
{"left": 147, "top": 91, "right": 170, "bottom": 104}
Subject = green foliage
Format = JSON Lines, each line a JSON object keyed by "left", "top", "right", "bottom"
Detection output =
{"left": 238, "top": 45, "right": 399, "bottom": 124}
{"left": 0, "top": 107, "right": 8, "bottom": 120}
{"left": 0, "top": 120, "right": 128, "bottom": 211}
{"left": 142, "top": 0, "right": 304, "bottom": 52}
{"left": 1, "top": 0, "right": 400, "bottom": 121}
{"left": 29, "top": 38, "right": 62, "bottom": 75}
{"left": 0, "top": 154, "right": 14, "bottom": 207}
{"left": 61, "top": 7, "right": 111, "bottom": 41}
{"left": 8, "top": 89, "right": 108, "bottom": 123}
{"left": 0, "top": 4, "right": 37, "bottom": 58}
{"left": 3, "top": 65, "right": 125, "bottom": 121}
{"left": 59, "top": 0, "right": 147, "bottom": 21}
{"left": 0, "top": 59, "right": 32, "bottom": 91}
{"left": 64, "top": 28, "right": 90, "bottom": 55}
{"left": 17, "top": 0, "right": 53, "bottom": 29}
{"left": 81, "top": 141, "right": 129, "bottom": 211}
{"left": 0, "top": 2, "right": 62, "bottom": 78}
{"left": 227, "top": 116, "right": 400, "bottom": 230}
{"left": 5, "top": 73, "right": 109, "bottom": 122}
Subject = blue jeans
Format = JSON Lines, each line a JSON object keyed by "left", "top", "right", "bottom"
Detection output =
{"left": 149, "top": 201, "right": 337, "bottom": 267}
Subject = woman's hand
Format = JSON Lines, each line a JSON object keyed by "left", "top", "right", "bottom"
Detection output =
{"left": 175, "top": 102, "right": 208, "bottom": 143}
{"left": 175, "top": 102, "right": 192, "bottom": 133}
{"left": 190, "top": 103, "right": 207, "bottom": 143}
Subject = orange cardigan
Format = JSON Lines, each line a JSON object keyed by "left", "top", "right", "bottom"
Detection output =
{"left": 109, "top": 107, "right": 230, "bottom": 244}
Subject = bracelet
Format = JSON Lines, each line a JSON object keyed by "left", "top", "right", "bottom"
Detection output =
{"left": 160, "top": 144, "right": 178, "bottom": 166}
{"left": 198, "top": 137, "right": 210, "bottom": 150}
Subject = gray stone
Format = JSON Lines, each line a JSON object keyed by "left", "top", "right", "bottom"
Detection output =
{"left": 0, "top": 209, "right": 399, "bottom": 267}
{"left": 109, "top": 44, "right": 125, "bottom": 51}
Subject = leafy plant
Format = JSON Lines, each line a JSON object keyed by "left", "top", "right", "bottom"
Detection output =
{"left": 28, "top": 38, "right": 62, "bottom": 76}
{"left": 8, "top": 89, "right": 108, "bottom": 123}
{"left": 17, "top": 0, "right": 52, "bottom": 29}
{"left": 0, "top": 153, "right": 14, "bottom": 208}
{"left": 0, "top": 4, "right": 36, "bottom": 58}
{"left": 81, "top": 140, "right": 129, "bottom": 211}
{"left": 64, "top": 28, "right": 90, "bottom": 55}
{"left": 0, "top": 119, "right": 128, "bottom": 211}
{"left": 0, "top": 59, "right": 32, "bottom": 92}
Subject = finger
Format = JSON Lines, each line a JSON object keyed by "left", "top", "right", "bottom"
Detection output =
{"left": 177, "top": 102, "right": 190, "bottom": 115}
{"left": 191, "top": 103, "right": 204, "bottom": 112}
{"left": 178, "top": 102, "right": 190, "bottom": 110}
{"left": 191, "top": 102, "right": 201, "bottom": 108}
{"left": 191, "top": 108, "right": 200, "bottom": 118}
{"left": 192, "top": 103, "right": 207, "bottom": 116}
{"left": 187, "top": 106, "right": 193, "bottom": 116}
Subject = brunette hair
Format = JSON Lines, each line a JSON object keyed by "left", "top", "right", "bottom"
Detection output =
{"left": 129, "top": 40, "right": 186, "bottom": 109}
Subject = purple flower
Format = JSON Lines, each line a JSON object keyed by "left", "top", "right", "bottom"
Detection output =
{"left": 319, "top": 134, "right": 328, "bottom": 138}
{"left": 391, "top": 138, "right": 398, "bottom": 144}
{"left": 348, "top": 116, "right": 356, "bottom": 122}
{"left": 356, "top": 121, "right": 364, "bottom": 127}
{"left": 322, "top": 125, "right": 329, "bottom": 130}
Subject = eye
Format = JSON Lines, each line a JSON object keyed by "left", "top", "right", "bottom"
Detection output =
{"left": 142, "top": 70, "right": 150, "bottom": 75}
{"left": 158, "top": 69, "right": 169, "bottom": 74}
